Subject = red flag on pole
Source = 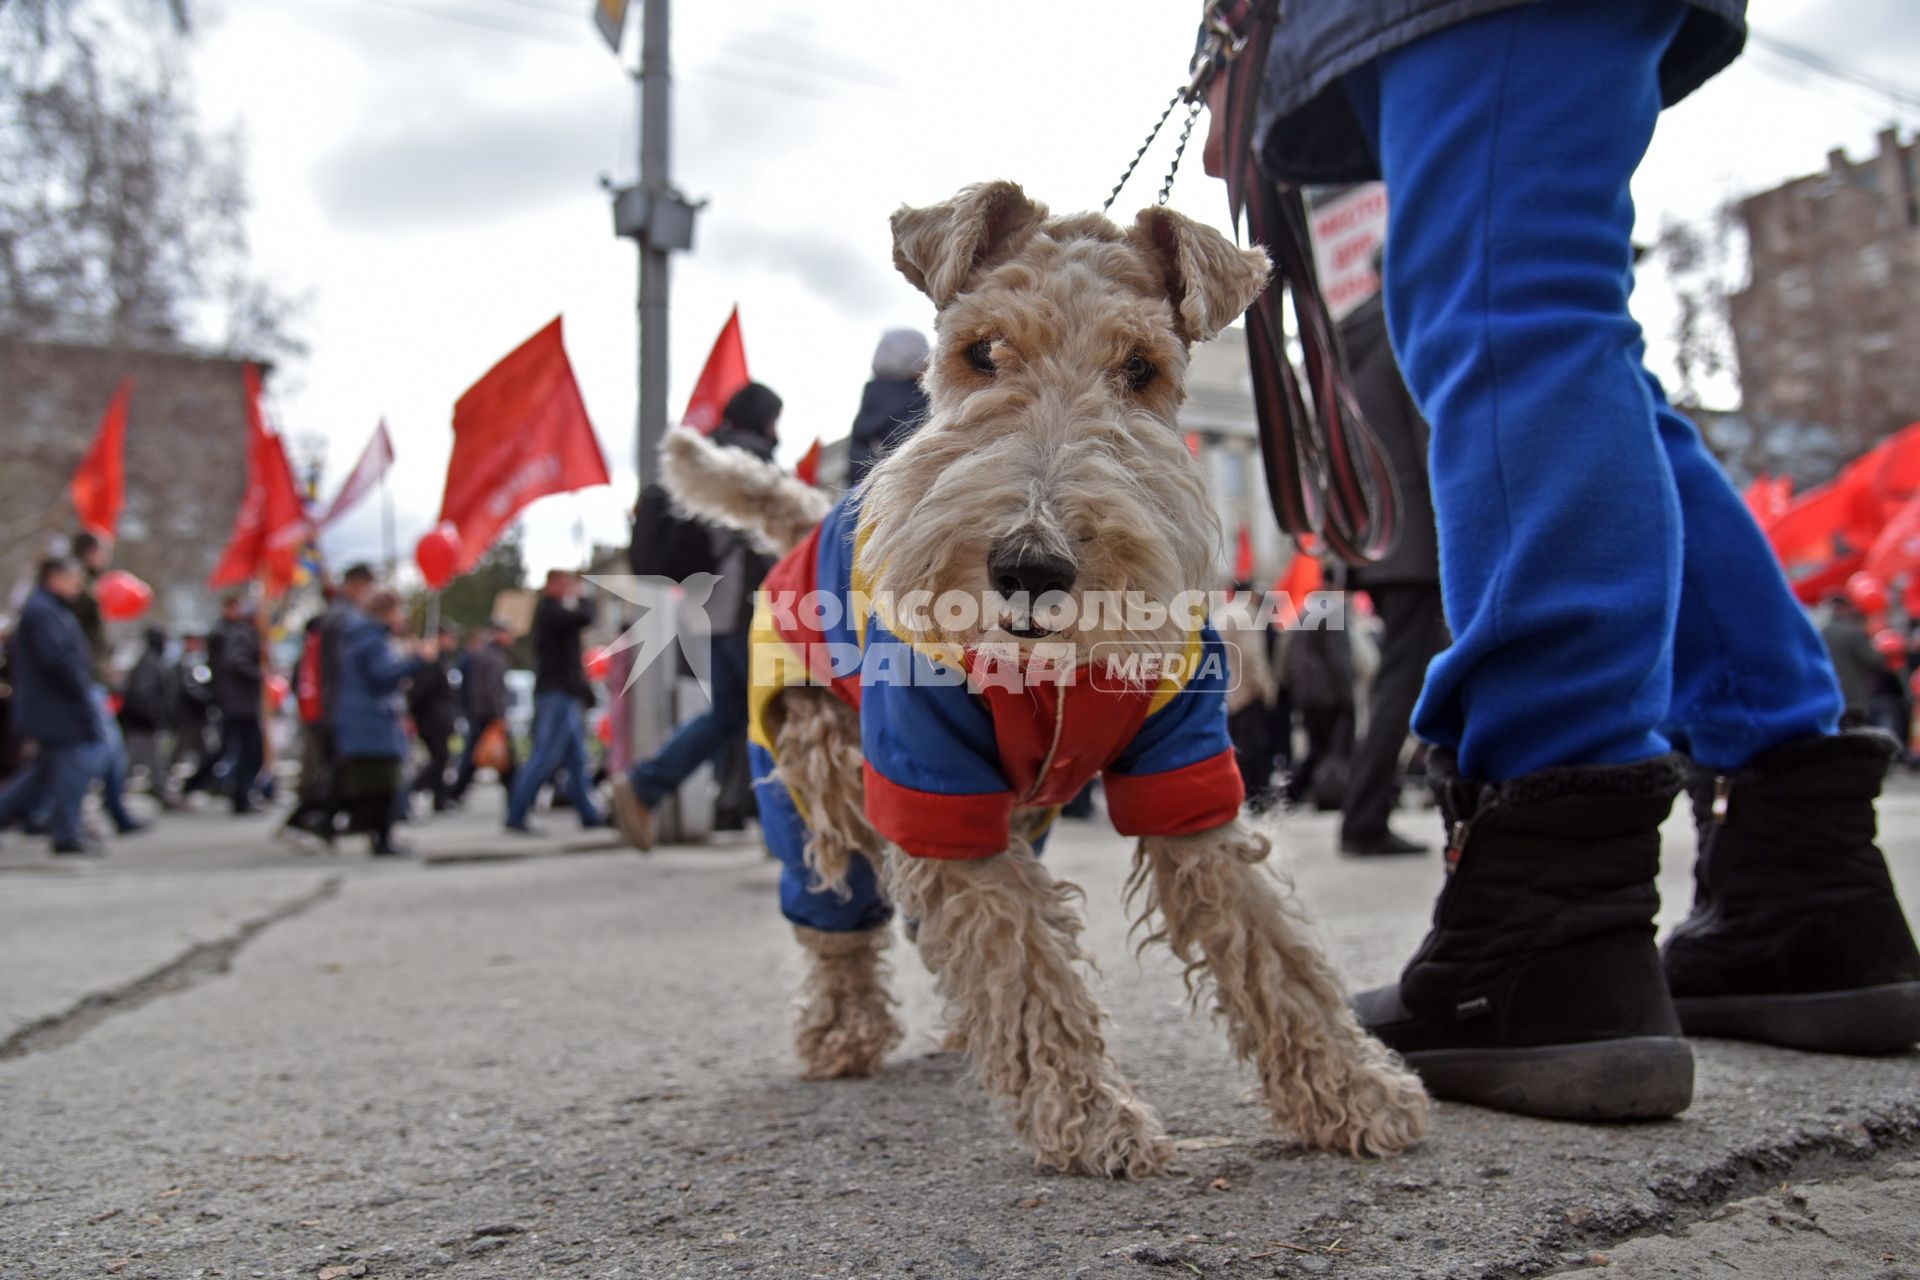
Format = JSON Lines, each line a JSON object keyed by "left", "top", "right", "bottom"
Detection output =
{"left": 71, "top": 377, "right": 132, "bottom": 539}
{"left": 681, "top": 306, "right": 749, "bottom": 434}
{"left": 210, "top": 365, "right": 311, "bottom": 596}
{"left": 1863, "top": 489, "right": 1920, "bottom": 585}
{"left": 439, "top": 317, "right": 609, "bottom": 576}
{"left": 794, "top": 437, "right": 823, "bottom": 487}
{"left": 317, "top": 420, "right": 395, "bottom": 530}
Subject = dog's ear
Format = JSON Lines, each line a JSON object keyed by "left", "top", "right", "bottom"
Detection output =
{"left": 891, "top": 181, "right": 1049, "bottom": 308}
{"left": 1128, "top": 207, "right": 1272, "bottom": 344}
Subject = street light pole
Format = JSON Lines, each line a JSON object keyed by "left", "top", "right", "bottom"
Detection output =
{"left": 635, "top": 0, "right": 672, "bottom": 488}
{"left": 611, "top": 0, "right": 704, "bottom": 838}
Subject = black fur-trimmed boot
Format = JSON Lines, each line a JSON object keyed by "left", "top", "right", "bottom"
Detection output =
{"left": 1352, "top": 752, "right": 1694, "bottom": 1120}
{"left": 1664, "top": 730, "right": 1920, "bottom": 1054}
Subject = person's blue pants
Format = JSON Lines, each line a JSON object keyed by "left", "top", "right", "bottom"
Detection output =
{"left": 0, "top": 743, "right": 96, "bottom": 848}
{"left": 506, "top": 692, "right": 603, "bottom": 827}
{"left": 88, "top": 685, "right": 139, "bottom": 829}
{"left": 626, "top": 629, "right": 751, "bottom": 807}
{"left": 1341, "top": 0, "right": 1842, "bottom": 780}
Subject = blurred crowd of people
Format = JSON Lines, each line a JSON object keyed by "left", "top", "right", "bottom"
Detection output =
{"left": 0, "top": 532, "right": 526, "bottom": 858}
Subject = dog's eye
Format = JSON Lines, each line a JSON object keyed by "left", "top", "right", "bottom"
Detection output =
{"left": 965, "top": 338, "right": 997, "bottom": 375}
{"left": 1123, "top": 354, "right": 1157, "bottom": 393}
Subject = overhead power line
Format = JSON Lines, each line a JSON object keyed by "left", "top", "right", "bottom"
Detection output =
{"left": 1747, "top": 29, "right": 1920, "bottom": 116}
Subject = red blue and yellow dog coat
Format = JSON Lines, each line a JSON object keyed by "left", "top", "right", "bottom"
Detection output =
{"left": 748, "top": 491, "right": 1244, "bottom": 933}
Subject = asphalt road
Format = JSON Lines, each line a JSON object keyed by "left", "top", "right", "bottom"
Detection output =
{"left": 2, "top": 782, "right": 1917, "bottom": 1279}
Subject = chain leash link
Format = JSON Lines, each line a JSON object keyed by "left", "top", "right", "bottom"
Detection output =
{"left": 1102, "top": 0, "right": 1263, "bottom": 213}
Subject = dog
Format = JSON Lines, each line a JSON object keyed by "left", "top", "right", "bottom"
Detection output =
{"left": 650, "top": 181, "right": 1430, "bottom": 1176}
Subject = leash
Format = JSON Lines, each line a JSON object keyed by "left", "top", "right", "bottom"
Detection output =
{"left": 1104, "top": 0, "right": 1400, "bottom": 564}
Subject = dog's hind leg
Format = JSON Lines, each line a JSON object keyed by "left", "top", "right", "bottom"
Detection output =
{"left": 759, "top": 688, "right": 903, "bottom": 1079}
{"left": 886, "top": 845, "right": 1174, "bottom": 1178}
{"left": 793, "top": 923, "right": 902, "bottom": 1079}
{"left": 1129, "top": 819, "right": 1431, "bottom": 1156}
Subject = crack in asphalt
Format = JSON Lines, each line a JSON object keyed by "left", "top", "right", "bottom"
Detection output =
{"left": 0, "top": 875, "right": 343, "bottom": 1061}
{"left": 1497, "top": 1100, "right": 1920, "bottom": 1279}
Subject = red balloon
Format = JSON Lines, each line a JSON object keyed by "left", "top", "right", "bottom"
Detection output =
{"left": 415, "top": 522, "right": 461, "bottom": 590}
{"left": 1847, "top": 572, "right": 1889, "bottom": 618}
{"left": 266, "top": 674, "right": 290, "bottom": 710}
{"left": 96, "top": 569, "right": 152, "bottom": 622}
{"left": 584, "top": 646, "right": 613, "bottom": 681}
{"left": 1873, "top": 627, "right": 1907, "bottom": 667}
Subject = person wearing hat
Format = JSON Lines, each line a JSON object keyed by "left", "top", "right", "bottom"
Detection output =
{"left": 847, "top": 328, "right": 931, "bottom": 483}
{"left": 452, "top": 619, "right": 517, "bottom": 801}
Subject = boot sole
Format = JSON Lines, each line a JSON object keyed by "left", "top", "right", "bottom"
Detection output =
{"left": 1403, "top": 1036, "right": 1694, "bottom": 1121}
{"left": 1674, "top": 981, "right": 1920, "bottom": 1055}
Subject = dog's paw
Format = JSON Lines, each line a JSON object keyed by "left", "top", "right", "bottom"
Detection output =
{"left": 796, "top": 1000, "right": 904, "bottom": 1080}
{"left": 1273, "top": 1048, "right": 1431, "bottom": 1158}
{"left": 1031, "top": 1088, "right": 1175, "bottom": 1179}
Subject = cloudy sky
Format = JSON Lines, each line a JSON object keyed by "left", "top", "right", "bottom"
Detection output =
{"left": 186, "top": 0, "right": 1919, "bottom": 579}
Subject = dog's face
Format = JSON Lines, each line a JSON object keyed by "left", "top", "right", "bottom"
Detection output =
{"left": 857, "top": 182, "right": 1270, "bottom": 665}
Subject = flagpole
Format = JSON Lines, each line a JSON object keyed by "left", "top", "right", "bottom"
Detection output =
{"left": 381, "top": 468, "right": 396, "bottom": 581}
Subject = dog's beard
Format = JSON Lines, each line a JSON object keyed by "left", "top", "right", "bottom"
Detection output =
{"left": 857, "top": 408, "right": 1219, "bottom": 671}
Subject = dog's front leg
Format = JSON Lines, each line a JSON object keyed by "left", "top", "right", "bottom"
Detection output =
{"left": 886, "top": 845, "right": 1173, "bottom": 1178}
{"left": 1130, "top": 819, "right": 1431, "bottom": 1156}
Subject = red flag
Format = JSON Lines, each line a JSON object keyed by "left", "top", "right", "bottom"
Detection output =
{"left": 1742, "top": 473, "right": 1792, "bottom": 530}
{"left": 1273, "top": 549, "right": 1324, "bottom": 612}
{"left": 210, "top": 365, "right": 310, "bottom": 596}
{"left": 1233, "top": 524, "right": 1254, "bottom": 582}
{"left": 440, "top": 317, "right": 609, "bottom": 575}
{"left": 1863, "top": 489, "right": 1920, "bottom": 584}
{"left": 681, "top": 307, "right": 749, "bottom": 434}
{"left": 794, "top": 437, "right": 823, "bottom": 487}
{"left": 317, "top": 420, "right": 395, "bottom": 529}
{"left": 71, "top": 377, "right": 132, "bottom": 539}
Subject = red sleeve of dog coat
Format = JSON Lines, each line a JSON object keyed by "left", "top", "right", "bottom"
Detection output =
{"left": 1102, "top": 623, "right": 1244, "bottom": 836}
{"left": 1104, "top": 748, "right": 1245, "bottom": 837}
{"left": 863, "top": 761, "right": 1014, "bottom": 859}
{"left": 858, "top": 625, "right": 1016, "bottom": 860}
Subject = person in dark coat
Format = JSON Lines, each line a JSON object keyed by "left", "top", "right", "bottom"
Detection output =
{"left": 452, "top": 620, "right": 516, "bottom": 800}
{"left": 610, "top": 382, "right": 781, "bottom": 850}
{"left": 0, "top": 559, "right": 106, "bottom": 854}
{"left": 1334, "top": 281, "right": 1448, "bottom": 856}
{"left": 1282, "top": 604, "right": 1354, "bottom": 813}
{"left": 281, "top": 564, "right": 377, "bottom": 844}
{"left": 186, "top": 593, "right": 266, "bottom": 814}
{"left": 119, "top": 626, "right": 183, "bottom": 809}
{"left": 68, "top": 531, "right": 141, "bottom": 834}
{"left": 846, "top": 329, "right": 930, "bottom": 483}
{"left": 1211, "top": 0, "right": 1918, "bottom": 1115}
{"left": 332, "top": 588, "right": 428, "bottom": 856}
{"left": 170, "top": 634, "right": 214, "bottom": 777}
{"left": 504, "top": 569, "right": 603, "bottom": 832}
{"left": 408, "top": 623, "right": 460, "bottom": 812}
{"left": 1819, "top": 598, "right": 1884, "bottom": 724}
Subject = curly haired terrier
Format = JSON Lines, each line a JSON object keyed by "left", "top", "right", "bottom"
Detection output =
{"left": 640, "top": 181, "right": 1430, "bottom": 1176}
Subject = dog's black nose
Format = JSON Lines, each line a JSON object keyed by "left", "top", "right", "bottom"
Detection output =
{"left": 989, "top": 549, "right": 1077, "bottom": 600}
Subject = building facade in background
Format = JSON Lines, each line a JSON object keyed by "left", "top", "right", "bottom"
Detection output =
{"left": 0, "top": 336, "right": 257, "bottom": 636}
{"left": 1732, "top": 127, "right": 1920, "bottom": 457}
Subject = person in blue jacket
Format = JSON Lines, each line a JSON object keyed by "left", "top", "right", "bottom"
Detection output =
{"left": 331, "top": 587, "right": 428, "bottom": 857}
{"left": 1217, "top": 0, "right": 1919, "bottom": 1119}
{"left": 0, "top": 558, "right": 107, "bottom": 855}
